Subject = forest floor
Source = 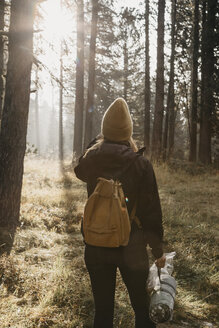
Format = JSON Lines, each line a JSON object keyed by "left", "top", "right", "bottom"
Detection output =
{"left": 0, "top": 157, "right": 218, "bottom": 328}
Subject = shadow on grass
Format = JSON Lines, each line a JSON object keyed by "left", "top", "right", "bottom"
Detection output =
{"left": 0, "top": 225, "right": 17, "bottom": 256}
{"left": 0, "top": 225, "right": 21, "bottom": 297}
{"left": 60, "top": 163, "right": 84, "bottom": 229}
{"left": 55, "top": 162, "right": 94, "bottom": 327}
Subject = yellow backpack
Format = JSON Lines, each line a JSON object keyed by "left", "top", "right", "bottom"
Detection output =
{"left": 83, "top": 177, "right": 137, "bottom": 247}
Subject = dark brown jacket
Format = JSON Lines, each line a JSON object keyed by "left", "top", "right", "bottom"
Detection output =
{"left": 74, "top": 140, "right": 164, "bottom": 259}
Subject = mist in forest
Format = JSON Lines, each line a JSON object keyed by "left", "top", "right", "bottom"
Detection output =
{"left": 27, "top": 95, "right": 74, "bottom": 158}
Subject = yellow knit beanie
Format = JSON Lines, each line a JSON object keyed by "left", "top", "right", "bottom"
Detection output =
{"left": 101, "top": 98, "right": 133, "bottom": 142}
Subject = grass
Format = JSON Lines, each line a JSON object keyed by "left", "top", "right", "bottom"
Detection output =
{"left": 0, "top": 157, "right": 218, "bottom": 328}
{"left": 155, "top": 162, "right": 219, "bottom": 326}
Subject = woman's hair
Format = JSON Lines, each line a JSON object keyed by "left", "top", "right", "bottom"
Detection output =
{"left": 129, "top": 136, "right": 138, "bottom": 152}
{"left": 83, "top": 135, "right": 138, "bottom": 157}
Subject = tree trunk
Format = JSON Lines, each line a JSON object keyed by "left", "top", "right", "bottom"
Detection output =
{"left": 59, "top": 52, "right": 64, "bottom": 162}
{"left": 35, "top": 68, "right": 40, "bottom": 155}
{"left": 198, "top": 0, "right": 216, "bottom": 164}
{"left": 123, "top": 26, "right": 128, "bottom": 101}
{"left": 199, "top": 0, "right": 207, "bottom": 163}
{"left": 0, "top": 0, "right": 5, "bottom": 121}
{"left": 59, "top": 0, "right": 64, "bottom": 162}
{"left": 163, "top": 0, "right": 176, "bottom": 160}
{"left": 167, "top": 0, "right": 176, "bottom": 159}
{"left": 83, "top": 0, "right": 98, "bottom": 149}
{"left": 49, "top": 85, "right": 56, "bottom": 154}
{"left": 144, "top": 0, "right": 150, "bottom": 155}
{"left": 189, "top": 0, "right": 199, "bottom": 162}
{"left": 151, "top": 0, "right": 165, "bottom": 160}
{"left": 73, "top": 0, "right": 84, "bottom": 160}
{"left": 0, "top": 0, "right": 35, "bottom": 227}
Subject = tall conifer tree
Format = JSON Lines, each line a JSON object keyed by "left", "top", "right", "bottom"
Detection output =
{"left": 0, "top": 0, "right": 35, "bottom": 228}
{"left": 144, "top": 0, "right": 150, "bottom": 154}
{"left": 189, "top": 0, "right": 199, "bottom": 162}
{"left": 0, "top": 0, "right": 5, "bottom": 121}
{"left": 83, "top": 0, "right": 98, "bottom": 149}
{"left": 73, "top": 0, "right": 84, "bottom": 159}
{"left": 199, "top": 0, "right": 217, "bottom": 164}
{"left": 167, "top": 0, "right": 177, "bottom": 159}
{"left": 151, "top": 0, "right": 165, "bottom": 160}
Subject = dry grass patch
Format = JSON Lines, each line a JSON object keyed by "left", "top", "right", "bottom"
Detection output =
{"left": 0, "top": 158, "right": 218, "bottom": 328}
{"left": 154, "top": 163, "right": 219, "bottom": 326}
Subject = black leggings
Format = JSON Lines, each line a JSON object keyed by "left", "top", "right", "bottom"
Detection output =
{"left": 84, "top": 229, "right": 156, "bottom": 328}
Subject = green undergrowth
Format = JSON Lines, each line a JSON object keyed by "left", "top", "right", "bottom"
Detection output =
{"left": 0, "top": 158, "right": 218, "bottom": 328}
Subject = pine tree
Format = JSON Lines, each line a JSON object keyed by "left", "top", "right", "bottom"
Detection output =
{"left": 167, "top": 0, "right": 177, "bottom": 159}
{"left": 198, "top": 0, "right": 217, "bottom": 164}
{"left": 0, "top": 0, "right": 5, "bottom": 121}
{"left": 174, "top": 0, "right": 193, "bottom": 158}
{"left": 93, "top": 0, "right": 117, "bottom": 136}
{"left": 144, "top": 0, "right": 151, "bottom": 154}
{"left": 83, "top": 0, "right": 98, "bottom": 149}
{"left": 59, "top": 0, "right": 64, "bottom": 162}
{"left": 118, "top": 7, "right": 140, "bottom": 104}
{"left": 151, "top": 0, "right": 166, "bottom": 160}
{"left": 73, "top": 0, "right": 84, "bottom": 159}
{"left": 189, "top": 0, "right": 199, "bottom": 162}
{"left": 0, "top": 0, "right": 35, "bottom": 228}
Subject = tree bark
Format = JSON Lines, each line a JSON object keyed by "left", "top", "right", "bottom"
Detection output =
{"left": 163, "top": 0, "right": 176, "bottom": 160}
{"left": 83, "top": 0, "right": 98, "bottom": 149}
{"left": 151, "top": 0, "right": 165, "bottom": 161}
{"left": 123, "top": 26, "right": 128, "bottom": 101}
{"left": 0, "top": 0, "right": 5, "bottom": 121}
{"left": 59, "top": 50, "right": 64, "bottom": 162}
{"left": 35, "top": 68, "right": 40, "bottom": 154}
{"left": 199, "top": 0, "right": 207, "bottom": 163}
{"left": 0, "top": 0, "right": 35, "bottom": 227}
{"left": 59, "top": 0, "right": 64, "bottom": 162}
{"left": 73, "top": 0, "right": 84, "bottom": 160}
{"left": 198, "top": 0, "right": 216, "bottom": 164}
{"left": 163, "top": 108, "right": 169, "bottom": 160}
{"left": 189, "top": 0, "right": 199, "bottom": 162}
{"left": 167, "top": 0, "right": 176, "bottom": 159}
{"left": 144, "top": 0, "right": 150, "bottom": 155}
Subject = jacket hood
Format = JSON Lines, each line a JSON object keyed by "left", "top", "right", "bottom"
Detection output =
{"left": 84, "top": 141, "right": 138, "bottom": 179}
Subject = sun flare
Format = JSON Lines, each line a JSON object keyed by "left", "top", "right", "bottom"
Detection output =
{"left": 42, "top": 0, "right": 74, "bottom": 41}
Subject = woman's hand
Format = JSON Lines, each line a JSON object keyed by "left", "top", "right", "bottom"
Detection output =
{"left": 155, "top": 254, "right": 166, "bottom": 268}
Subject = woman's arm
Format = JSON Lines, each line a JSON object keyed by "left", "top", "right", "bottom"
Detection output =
{"left": 137, "top": 160, "right": 164, "bottom": 259}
